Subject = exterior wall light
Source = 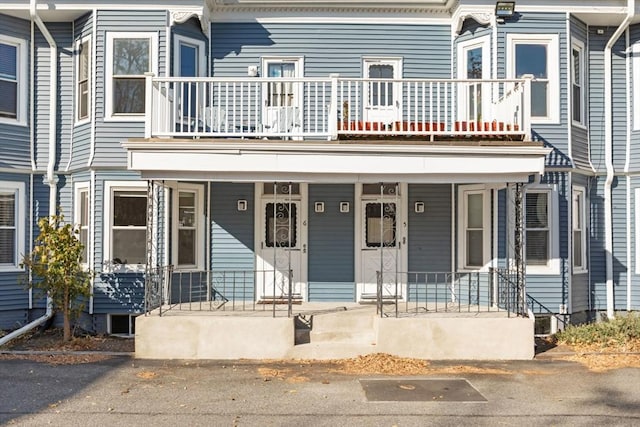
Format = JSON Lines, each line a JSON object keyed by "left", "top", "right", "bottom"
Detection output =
{"left": 495, "top": 1, "right": 515, "bottom": 22}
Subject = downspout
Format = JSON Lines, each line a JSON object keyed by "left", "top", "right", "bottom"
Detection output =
{"left": 604, "top": 0, "right": 634, "bottom": 319}
{"left": 2, "top": 0, "right": 58, "bottom": 346}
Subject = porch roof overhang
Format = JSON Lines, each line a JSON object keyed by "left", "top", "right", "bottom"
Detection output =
{"left": 122, "top": 139, "right": 550, "bottom": 184}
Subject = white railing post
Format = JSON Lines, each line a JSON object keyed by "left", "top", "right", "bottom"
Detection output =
{"left": 329, "top": 73, "right": 339, "bottom": 141}
{"left": 521, "top": 74, "right": 533, "bottom": 141}
{"left": 144, "top": 72, "right": 155, "bottom": 138}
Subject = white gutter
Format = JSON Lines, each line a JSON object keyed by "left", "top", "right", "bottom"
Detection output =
{"left": 604, "top": 0, "right": 634, "bottom": 319}
{"left": 30, "top": 0, "right": 58, "bottom": 218}
{"left": 2, "top": 0, "right": 59, "bottom": 346}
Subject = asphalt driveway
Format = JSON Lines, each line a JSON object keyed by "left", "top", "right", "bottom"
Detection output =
{"left": 1, "top": 356, "right": 639, "bottom": 426}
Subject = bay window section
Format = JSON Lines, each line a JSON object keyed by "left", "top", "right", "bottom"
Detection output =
{"left": 525, "top": 191, "right": 550, "bottom": 266}
{"left": 572, "top": 187, "right": 586, "bottom": 272}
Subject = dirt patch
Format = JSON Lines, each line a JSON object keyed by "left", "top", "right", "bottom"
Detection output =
{"left": 1, "top": 327, "right": 133, "bottom": 365}
{"left": 557, "top": 338, "right": 640, "bottom": 371}
{"left": 332, "top": 353, "right": 431, "bottom": 375}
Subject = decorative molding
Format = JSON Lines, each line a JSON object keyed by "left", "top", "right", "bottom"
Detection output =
{"left": 170, "top": 8, "right": 210, "bottom": 36}
{"left": 455, "top": 12, "right": 493, "bottom": 35}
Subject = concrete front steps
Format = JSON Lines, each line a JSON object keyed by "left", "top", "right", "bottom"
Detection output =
{"left": 287, "top": 305, "right": 379, "bottom": 360}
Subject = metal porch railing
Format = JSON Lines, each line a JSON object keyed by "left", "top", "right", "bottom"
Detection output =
{"left": 145, "top": 74, "right": 532, "bottom": 141}
{"left": 376, "top": 268, "right": 527, "bottom": 318}
{"left": 144, "top": 267, "right": 297, "bottom": 318}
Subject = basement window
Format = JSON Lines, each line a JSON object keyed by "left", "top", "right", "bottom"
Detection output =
{"left": 109, "top": 314, "right": 136, "bottom": 336}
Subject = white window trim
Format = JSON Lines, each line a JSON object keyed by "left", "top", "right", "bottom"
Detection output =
{"left": 0, "top": 181, "right": 25, "bottom": 271}
{"left": 104, "top": 32, "right": 158, "bottom": 122}
{"left": 103, "top": 181, "right": 147, "bottom": 272}
{"left": 635, "top": 188, "right": 640, "bottom": 274}
{"left": 74, "top": 181, "right": 90, "bottom": 268}
{"left": 171, "top": 183, "right": 204, "bottom": 270}
{"left": 362, "top": 56, "right": 403, "bottom": 122}
{"left": 75, "top": 36, "right": 91, "bottom": 125}
{"left": 572, "top": 185, "right": 587, "bottom": 274}
{"left": 633, "top": 42, "right": 640, "bottom": 131}
{"left": 0, "top": 34, "right": 28, "bottom": 126}
{"left": 107, "top": 313, "right": 136, "bottom": 337}
{"left": 571, "top": 38, "right": 586, "bottom": 127}
{"left": 457, "top": 184, "right": 491, "bottom": 272}
{"left": 457, "top": 36, "right": 491, "bottom": 123}
{"left": 525, "top": 185, "right": 560, "bottom": 275}
{"left": 260, "top": 56, "right": 304, "bottom": 107}
{"left": 173, "top": 34, "right": 206, "bottom": 77}
{"left": 506, "top": 33, "right": 560, "bottom": 124}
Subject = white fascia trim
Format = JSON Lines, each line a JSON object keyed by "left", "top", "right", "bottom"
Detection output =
{"left": 0, "top": 34, "right": 28, "bottom": 127}
{"left": 104, "top": 31, "right": 158, "bottom": 122}
{"left": 506, "top": 33, "right": 560, "bottom": 125}
{"left": 102, "top": 180, "right": 148, "bottom": 273}
{"left": 0, "top": 181, "right": 26, "bottom": 272}
{"left": 526, "top": 184, "right": 561, "bottom": 275}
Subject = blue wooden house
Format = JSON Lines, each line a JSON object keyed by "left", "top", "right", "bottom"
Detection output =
{"left": 0, "top": 0, "right": 638, "bottom": 359}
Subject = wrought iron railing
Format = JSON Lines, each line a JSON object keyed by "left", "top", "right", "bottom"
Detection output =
{"left": 144, "top": 267, "right": 296, "bottom": 317}
{"left": 526, "top": 293, "right": 569, "bottom": 330}
{"left": 376, "top": 268, "right": 527, "bottom": 318}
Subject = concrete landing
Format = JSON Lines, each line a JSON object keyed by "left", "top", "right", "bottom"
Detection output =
{"left": 136, "top": 303, "right": 535, "bottom": 360}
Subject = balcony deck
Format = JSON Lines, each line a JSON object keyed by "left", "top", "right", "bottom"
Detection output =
{"left": 145, "top": 74, "right": 533, "bottom": 143}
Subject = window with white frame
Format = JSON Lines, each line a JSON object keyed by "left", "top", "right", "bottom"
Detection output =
{"left": 633, "top": 42, "right": 640, "bottom": 131}
{"left": 173, "top": 35, "right": 206, "bottom": 120}
{"left": 524, "top": 186, "right": 559, "bottom": 274}
{"left": 507, "top": 34, "right": 559, "bottom": 123}
{"left": 571, "top": 39, "right": 585, "bottom": 125}
{"left": 74, "top": 183, "right": 90, "bottom": 266}
{"left": 0, "top": 35, "right": 27, "bottom": 124}
{"left": 172, "top": 185, "right": 203, "bottom": 269}
{"left": 105, "top": 32, "right": 157, "bottom": 120}
{"left": 105, "top": 182, "right": 147, "bottom": 267}
{"left": 0, "top": 182, "right": 24, "bottom": 269}
{"left": 458, "top": 186, "right": 490, "bottom": 270}
{"left": 76, "top": 37, "right": 91, "bottom": 122}
{"left": 572, "top": 186, "right": 587, "bottom": 272}
{"left": 457, "top": 36, "right": 490, "bottom": 122}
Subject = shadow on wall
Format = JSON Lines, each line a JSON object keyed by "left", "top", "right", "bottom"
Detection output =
{"left": 211, "top": 21, "right": 274, "bottom": 63}
{"left": 96, "top": 270, "right": 145, "bottom": 313}
{"left": 532, "top": 131, "right": 573, "bottom": 168}
{"left": 589, "top": 177, "right": 628, "bottom": 310}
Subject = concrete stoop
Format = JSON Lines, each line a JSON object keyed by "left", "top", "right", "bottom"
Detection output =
{"left": 288, "top": 306, "right": 379, "bottom": 360}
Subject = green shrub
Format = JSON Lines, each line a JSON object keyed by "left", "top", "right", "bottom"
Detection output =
{"left": 556, "top": 313, "right": 640, "bottom": 347}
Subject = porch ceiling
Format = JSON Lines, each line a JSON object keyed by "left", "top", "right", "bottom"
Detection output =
{"left": 122, "top": 138, "right": 550, "bottom": 184}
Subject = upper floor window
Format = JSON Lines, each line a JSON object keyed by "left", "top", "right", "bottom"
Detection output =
{"left": 76, "top": 37, "right": 91, "bottom": 123}
{"left": 0, "top": 35, "right": 27, "bottom": 125}
{"left": 571, "top": 39, "right": 585, "bottom": 125}
{"left": 633, "top": 42, "right": 640, "bottom": 131}
{"left": 105, "top": 32, "right": 157, "bottom": 121}
{"left": 457, "top": 36, "right": 490, "bottom": 123}
{"left": 507, "top": 34, "right": 559, "bottom": 124}
{"left": 0, "top": 181, "right": 25, "bottom": 270}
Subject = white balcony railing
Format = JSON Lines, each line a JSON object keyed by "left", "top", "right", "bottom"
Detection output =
{"left": 145, "top": 73, "right": 532, "bottom": 141}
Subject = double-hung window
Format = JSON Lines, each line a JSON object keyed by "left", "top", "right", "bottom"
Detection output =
{"left": 172, "top": 184, "right": 203, "bottom": 269}
{"left": 0, "top": 35, "right": 27, "bottom": 124}
{"left": 105, "top": 182, "right": 148, "bottom": 268}
{"left": 571, "top": 39, "right": 585, "bottom": 125}
{"left": 76, "top": 37, "right": 91, "bottom": 122}
{"left": 458, "top": 186, "right": 490, "bottom": 270}
{"left": 105, "top": 32, "right": 157, "bottom": 120}
{"left": 0, "top": 182, "right": 24, "bottom": 270}
{"left": 572, "top": 187, "right": 587, "bottom": 272}
{"left": 507, "top": 34, "right": 559, "bottom": 123}
{"left": 525, "top": 187, "right": 559, "bottom": 274}
{"left": 75, "top": 183, "right": 90, "bottom": 266}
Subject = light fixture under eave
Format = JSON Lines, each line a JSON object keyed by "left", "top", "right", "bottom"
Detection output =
{"left": 495, "top": 1, "right": 516, "bottom": 18}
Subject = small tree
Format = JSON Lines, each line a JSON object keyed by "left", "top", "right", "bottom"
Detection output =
{"left": 21, "top": 214, "right": 93, "bottom": 342}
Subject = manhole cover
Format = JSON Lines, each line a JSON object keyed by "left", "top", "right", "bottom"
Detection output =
{"left": 360, "top": 379, "right": 486, "bottom": 402}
